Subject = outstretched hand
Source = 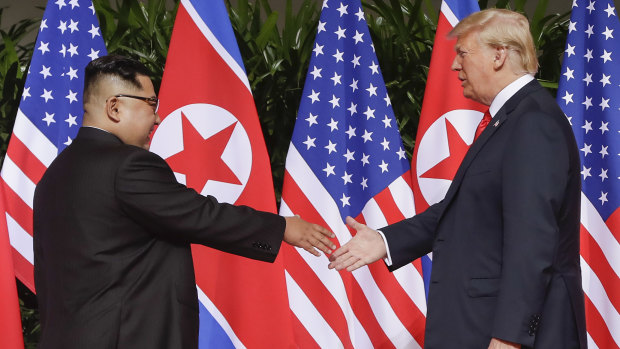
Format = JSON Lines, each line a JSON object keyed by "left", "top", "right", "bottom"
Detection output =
{"left": 327, "top": 216, "right": 387, "bottom": 271}
{"left": 488, "top": 338, "right": 521, "bottom": 349}
{"left": 283, "top": 216, "right": 336, "bottom": 256}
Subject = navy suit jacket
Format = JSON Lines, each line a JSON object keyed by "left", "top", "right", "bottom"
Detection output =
{"left": 381, "top": 80, "right": 587, "bottom": 348}
{"left": 33, "top": 127, "right": 285, "bottom": 348}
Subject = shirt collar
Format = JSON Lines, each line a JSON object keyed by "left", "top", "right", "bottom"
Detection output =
{"left": 489, "top": 74, "right": 535, "bottom": 117}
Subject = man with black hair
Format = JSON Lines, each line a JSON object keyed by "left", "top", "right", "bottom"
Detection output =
{"left": 33, "top": 55, "right": 335, "bottom": 348}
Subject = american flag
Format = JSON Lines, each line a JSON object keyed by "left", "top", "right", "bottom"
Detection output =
{"left": 409, "top": 0, "right": 484, "bottom": 295}
{"left": 150, "top": 0, "right": 295, "bottom": 347}
{"left": 280, "top": 0, "right": 426, "bottom": 347}
{"left": 557, "top": 0, "right": 620, "bottom": 348}
{"left": 0, "top": 0, "right": 106, "bottom": 292}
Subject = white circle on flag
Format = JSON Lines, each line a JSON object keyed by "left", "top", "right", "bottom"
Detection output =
{"left": 416, "top": 109, "right": 483, "bottom": 205}
{"left": 150, "top": 103, "right": 252, "bottom": 204}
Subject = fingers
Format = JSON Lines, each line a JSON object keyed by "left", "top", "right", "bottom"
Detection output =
{"left": 346, "top": 259, "right": 367, "bottom": 272}
{"left": 302, "top": 244, "right": 321, "bottom": 257}
{"left": 329, "top": 243, "right": 348, "bottom": 259}
{"left": 310, "top": 236, "right": 335, "bottom": 255}
{"left": 345, "top": 216, "right": 364, "bottom": 231}
{"left": 328, "top": 251, "right": 358, "bottom": 271}
{"left": 314, "top": 223, "right": 335, "bottom": 238}
{"left": 313, "top": 229, "right": 337, "bottom": 250}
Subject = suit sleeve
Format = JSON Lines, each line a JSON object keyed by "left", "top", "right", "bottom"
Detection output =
{"left": 380, "top": 199, "right": 444, "bottom": 271}
{"left": 114, "top": 149, "right": 285, "bottom": 262}
{"left": 491, "top": 110, "right": 570, "bottom": 346}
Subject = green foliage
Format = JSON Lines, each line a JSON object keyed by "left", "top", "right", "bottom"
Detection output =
{"left": 487, "top": 0, "right": 570, "bottom": 93}
{"left": 18, "top": 282, "right": 39, "bottom": 349}
{"left": 0, "top": 7, "right": 38, "bottom": 156}
{"left": 363, "top": 0, "right": 436, "bottom": 153}
{"left": 227, "top": 0, "right": 321, "bottom": 197}
{"left": 93, "top": 0, "right": 178, "bottom": 91}
{"left": 4, "top": 0, "right": 569, "bottom": 346}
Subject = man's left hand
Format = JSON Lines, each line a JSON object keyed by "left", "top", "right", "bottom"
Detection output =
{"left": 488, "top": 338, "right": 521, "bottom": 349}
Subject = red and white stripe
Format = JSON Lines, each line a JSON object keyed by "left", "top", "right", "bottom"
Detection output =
{"left": 281, "top": 144, "right": 426, "bottom": 348}
{"left": 580, "top": 193, "right": 620, "bottom": 348}
{"left": 1, "top": 109, "right": 58, "bottom": 290}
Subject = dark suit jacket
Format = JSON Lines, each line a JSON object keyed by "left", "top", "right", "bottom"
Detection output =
{"left": 382, "top": 80, "right": 587, "bottom": 348}
{"left": 33, "top": 127, "right": 285, "bottom": 349}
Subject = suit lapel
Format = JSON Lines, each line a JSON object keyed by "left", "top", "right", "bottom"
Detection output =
{"left": 436, "top": 80, "right": 543, "bottom": 219}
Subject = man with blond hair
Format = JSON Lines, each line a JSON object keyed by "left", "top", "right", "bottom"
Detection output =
{"left": 329, "top": 9, "right": 586, "bottom": 349}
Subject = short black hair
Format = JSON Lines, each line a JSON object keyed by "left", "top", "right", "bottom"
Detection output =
{"left": 83, "top": 55, "right": 152, "bottom": 102}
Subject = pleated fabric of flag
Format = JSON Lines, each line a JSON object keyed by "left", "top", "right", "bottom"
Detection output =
{"left": 557, "top": 1, "right": 620, "bottom": 347}
{"left": 0, "top": 5, "right": 106, "bottom": 346}
{"left": 280, "top": 0, "right": 427, "bottom": 347}
{"left": 150, "top": 0, "right": 295, "bottom": 347}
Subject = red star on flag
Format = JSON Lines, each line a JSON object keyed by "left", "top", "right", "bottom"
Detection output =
{"left": 420, "top": 119, "right": 469, "bottom": 180}
{"left": 166, "top": 112, "right": 241, "bottom": 191}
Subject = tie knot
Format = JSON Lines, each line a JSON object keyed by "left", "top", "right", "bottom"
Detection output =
{"left": 474, "top": 110, "right": 492, "bottom": 141}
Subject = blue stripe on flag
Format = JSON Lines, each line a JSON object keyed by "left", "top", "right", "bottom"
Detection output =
{"left": 187, "top": 0, "right": 247, "bottom": 74}
{"left": 421, "top": 255, "right": 432, "bottom": 299}
{"left": 444, "top": 0, "right": 480, "bottom": 21}
{"left": 198, "top": 301, "right": 235, "bottom": 349}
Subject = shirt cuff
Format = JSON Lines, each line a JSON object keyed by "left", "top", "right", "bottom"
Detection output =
{"left": 376, "top": 230, "right": 393, "bottom": 266}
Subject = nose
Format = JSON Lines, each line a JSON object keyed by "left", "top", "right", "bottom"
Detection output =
{"left": 154, "top": 112, "right": 161, "bottom": 125}
{"left": 451, "top": 55, "right": 461, "bottom": 71}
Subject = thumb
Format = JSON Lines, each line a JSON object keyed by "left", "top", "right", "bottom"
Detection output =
{"left": 345, "top": 216, "right": 364, "bottom": 231}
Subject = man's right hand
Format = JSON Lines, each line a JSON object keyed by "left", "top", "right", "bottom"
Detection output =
{"left": 283, "top": 216, "right": 336, "bottom": 256}
{"left": 327, "top": 216, "right": 387, "bottom": 271}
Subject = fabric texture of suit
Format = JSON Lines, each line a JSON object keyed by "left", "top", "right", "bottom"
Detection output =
{"left": 381, "top": 80, "right": 587, "bottom": 348}
{"left": 33, "top": 127, "right": 285, "bottom": 349}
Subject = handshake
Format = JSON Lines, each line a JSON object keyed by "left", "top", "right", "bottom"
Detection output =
{"left": 284, "top": 215, "right": 387, "bottom": 271}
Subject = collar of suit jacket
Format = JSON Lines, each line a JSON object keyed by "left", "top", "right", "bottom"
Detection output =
{"left": 77, "top": 126, "right": 124, "bottom": 145}
{"left": 489, "top": 74, "right": 535, "bottom": 117}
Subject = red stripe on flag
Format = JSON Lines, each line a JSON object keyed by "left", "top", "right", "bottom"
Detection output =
{"left": 370, "top": 184, "right": 427, "bottom": 344}
{"left": 580, "top": 225, "right": 620, "bottom": 314}
{"left": 282, "top": 173, "right": 357, "bottom": 348}
{"left": 380, "top": 175, "right": 425, "bottom": 287}
{"left": 282, "top": 172, "right": 393, "bottom": 347}
{"left": 584, "top": 293, "right": 617, "bottom": 349}
{"left": 283, "top": 246, "right": 354, "bottom": 349}
{"left": 290, "top": 308, "right": 321, "bottom": 349}
{"left": 191, "top": 245, "right": 295, "bottom": 347}
{"left": 1, "top": 181, "right": 34, "bottom": 236}
{"left": 355, "top": 215, "right": 426, "bottom": 346}
{"left": 343, "top": 273, "right": 396, "bottom": 348}
{"left": 605, "top": 207, "right": 620, "bottom": 241}
{"left": 412, "top": 259, "right": 424, "bottom": 278}
{"left": 11, "top": 246, "right": 34, "bottom": 291}
{"left": 0, "top": 181, "right": 35, "bottom": 291}
{"left": 373, "top": 188, "right": 404, "bottom": 225}
{"left": 6, "top": 137, "right": 47, "bottom": 185}
{"left": 0, "top": 201, "right": 24, "bottom": 349}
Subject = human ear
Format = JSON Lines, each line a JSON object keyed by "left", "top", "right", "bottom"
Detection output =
{"left": 493, "top": 46, "right": 508, "bottom": 70}
{"left": 106, "top": 96, "right": 121, "bottom": 122}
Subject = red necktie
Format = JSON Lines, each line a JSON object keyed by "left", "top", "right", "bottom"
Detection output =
{"left": 474, "top": 110, "right": 492, "bottom": 141}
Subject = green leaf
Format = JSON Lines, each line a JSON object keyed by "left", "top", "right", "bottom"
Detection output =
{"left": 256, "top": 12, "right": 279, "bottom": 49}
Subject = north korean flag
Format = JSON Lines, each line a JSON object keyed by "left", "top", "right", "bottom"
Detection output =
{"left": 151, "top": 0, "right": 294, "bottom": 347}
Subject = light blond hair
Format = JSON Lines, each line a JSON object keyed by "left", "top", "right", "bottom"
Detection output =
{"left": 449, "top": 8, "right": 538, "bottom": 75}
